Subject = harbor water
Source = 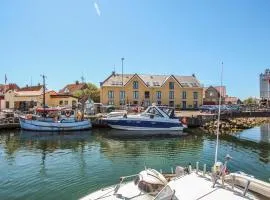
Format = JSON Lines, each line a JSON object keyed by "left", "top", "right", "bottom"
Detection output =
{"left": 0, "top": 125, "right": 269, "bottom": 200}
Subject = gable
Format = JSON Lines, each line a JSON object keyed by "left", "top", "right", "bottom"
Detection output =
{"left": 161, "top": 75, "right": 182, "bottom": 88}
{"left": 205, "top": 86, "right": 219, "bottom": 98}
{"left": 124, "top": 74, "right": 148, "bottom": 88}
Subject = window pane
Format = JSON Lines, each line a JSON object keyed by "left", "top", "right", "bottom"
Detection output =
{"left": 133, "top": 81, "right": 139, "bottom": 89}
{"left": 169, "top": 91, "right": 174, "bottom": 99}
{"left": 169, "top": 82, "right": 174, "bottom": 90}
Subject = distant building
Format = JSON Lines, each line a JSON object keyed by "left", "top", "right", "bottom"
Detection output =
{"left": 224, "top": 96, "right": 239, "bottom": 105}
{"left": 0, "top": 83, "right": 20, "bottom": 110}
{"left": 4, "top": 85, "right": 43, "bottom": 110}
{"left": 47, "top": 92, "right": 78, "bottom": 108}
{"left": 203, "top": 85, "right": 240, "bottom": 105}
{"left": 59, "top": 81, "right": 88, "bottom": 95}
{"left": 100, "top": 72, "right": 203, "bottom": 109}
{"left": 203, "top": 86, "right": 226, "bottom": 105}
{"left": 0, "top": 83, "right": 20, "bottom": 93}
{"left": 4, "top": 85, "right": 78, "bottom": 111}
{"left": 260, "top": 69, "right": 270, "bottom": 99}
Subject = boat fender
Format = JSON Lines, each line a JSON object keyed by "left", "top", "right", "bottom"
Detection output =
{"left": 123, "top": 113, "right": 127, "bottom": 118}
{"left": 60, "top": 119, "right": 65, "bottom": 123}
{"left": 181, "top": 117, "right": 187, "bottom": 125}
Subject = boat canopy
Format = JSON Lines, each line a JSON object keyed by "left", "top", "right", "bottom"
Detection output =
{"left": 143, "top": 106, "right": 176, "bottom": 119}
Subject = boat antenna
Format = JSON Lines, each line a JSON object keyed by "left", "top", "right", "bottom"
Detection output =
{"left": 41, "top": 74, "right": 47, "bottom": 118}
{"left": 214, "top": 62, "right": 223, "bottom": 163}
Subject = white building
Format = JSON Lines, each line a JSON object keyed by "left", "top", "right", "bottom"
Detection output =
{"left": 260, "top": 69, "right": 270, "bottom": 99}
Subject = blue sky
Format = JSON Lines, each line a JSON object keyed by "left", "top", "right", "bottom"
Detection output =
{"left": 1, "top": 0, "right": 270, "bottom": 99}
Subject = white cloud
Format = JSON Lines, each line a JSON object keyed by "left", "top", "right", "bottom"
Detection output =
{"left": 94, "top": 2, "right": 101, "bottom": 16}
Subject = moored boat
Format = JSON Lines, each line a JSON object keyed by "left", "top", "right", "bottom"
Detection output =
{"left": 103, "top": 105, "right": 186, "bottom": 133}
{"left": 19, "top": 75, "right": 91, "bottom": 132}
{"left": 80, "top": 162, "right": 270, "bottom": 200}
{"left": 19, "top": 116, "right": 91, "bottom": 131}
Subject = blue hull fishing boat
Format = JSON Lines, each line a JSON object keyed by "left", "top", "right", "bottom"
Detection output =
{"left": 19, "top": 75, "right": 91, "bottom": 132}
{"left": 19, "top": 117, "right": 91, "bottom": 131}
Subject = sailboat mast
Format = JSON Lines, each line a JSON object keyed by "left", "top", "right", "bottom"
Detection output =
{"left": 214, "top": 62, "right": 224, "bottom": 163}
{"left": 41, "top": 74, "right": 46, "bottom": 117}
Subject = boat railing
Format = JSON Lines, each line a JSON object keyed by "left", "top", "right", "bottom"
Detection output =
{"left": 225, "top": 172, "right": 270, "bottom": 198}
{"left": 182, "top": 161, "right": 270, "bottom": 198}
{"left": 111, "top": 173, "right": 138, "bottom": 196}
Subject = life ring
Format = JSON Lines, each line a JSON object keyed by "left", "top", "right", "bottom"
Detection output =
{"left": 65, "top": 111, "right": 71, "bottom": 118}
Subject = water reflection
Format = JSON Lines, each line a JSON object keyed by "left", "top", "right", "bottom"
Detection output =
{"left": 220, "top": 134, "right": 270, "bottom": 163}
{"left": 96, "top": 133, "right": 204, "bottom": 162}
{"left": 260, "top": 124, "right": 270, "bottom": 143}
{"left": 0, "top": 127, "right": 270, "bottom": 200}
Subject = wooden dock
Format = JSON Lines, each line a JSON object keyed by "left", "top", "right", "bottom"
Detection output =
{"left": 0, "top": 117, "right": 20, "bottom": 130}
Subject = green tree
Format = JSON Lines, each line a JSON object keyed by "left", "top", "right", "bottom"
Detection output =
{"left": 243, "top": 97, "right": 256, "bottom": 105}
{"left": 73, "top": 83, "right": 100, "bottom": 102}
{"left": 84, "top": 83, "right": 100, "bottom": 102}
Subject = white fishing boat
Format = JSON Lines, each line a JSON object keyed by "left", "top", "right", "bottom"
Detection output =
{"left": 103, "top": 105, "right": 186, "bottom": 132}
{"left": 19, "top": 75, "right": 91, "bottom": 131}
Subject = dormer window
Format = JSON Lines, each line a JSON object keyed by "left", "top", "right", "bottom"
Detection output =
{"left": 64, "top": 88, "right": 69, "bottom": 93}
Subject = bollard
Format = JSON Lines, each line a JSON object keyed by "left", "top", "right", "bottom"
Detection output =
{"left": 203, "top": 164, "right": 206, "bottom": 176}
{"left": 188, "top": 164, "right": 192, "bottom": 173}
{"left": 171, "top": 167, "right": 174, "bottom": 174}
{"left": 196, "top": 162, "right": 199, "bottom": 174}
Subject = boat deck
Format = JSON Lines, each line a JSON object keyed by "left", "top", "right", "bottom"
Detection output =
{"left": 168, "top": 172, "right": 266, "bottom": 200}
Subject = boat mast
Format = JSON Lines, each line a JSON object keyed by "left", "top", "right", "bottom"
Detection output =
{"left": 214, "top": 62, "right": 223, "bottom": 163}
{"left": 41, "top": 74, "right": 46, "bottom": 117}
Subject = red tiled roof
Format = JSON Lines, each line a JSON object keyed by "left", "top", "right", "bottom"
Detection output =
{"left": 18, "top": 85, "right": 43, "bottom": 92}
{"left": 0, "top": 83, "right": 20, "bottom": 93}
{"left": 59, "top": 83, "right": 87, "bottom": 94}
{"left": 204, "top": 86, "right": 227, "bottom": 97}
{"left": 214, "top": 86, "right": 226, "bottom": 97}
{"left": 50, "top": 94, "right": 78, "bottom": 99}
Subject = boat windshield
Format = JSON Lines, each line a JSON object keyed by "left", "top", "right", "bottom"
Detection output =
{"left": 154, "top": 185, "right": 178, "bottom": 200}
{"left": 158, "top": 107, "right": 175, "bottom": 118}
{"left": 144, "top": 107, "right": 164, "bottom": 118}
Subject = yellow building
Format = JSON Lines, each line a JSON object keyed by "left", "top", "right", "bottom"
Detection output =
{"left": 4, "top": 85, "right": 78, "bottom": 111}
{"left": 100, "top": 73, "right": 203, "bottom": 109}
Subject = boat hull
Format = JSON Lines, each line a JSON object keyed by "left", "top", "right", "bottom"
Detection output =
{"left": 105, "top": 118, "right": 184, "bottom": 131}
{"left": 19, "top": 118, "right": 92, "bottom": 131}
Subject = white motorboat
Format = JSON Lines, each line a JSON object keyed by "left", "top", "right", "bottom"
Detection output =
{"left": 103, "top": 105, "right": 186, "bottom": 132}
{"left": 80, "top": 163, "right": 270, "bottom": 200}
